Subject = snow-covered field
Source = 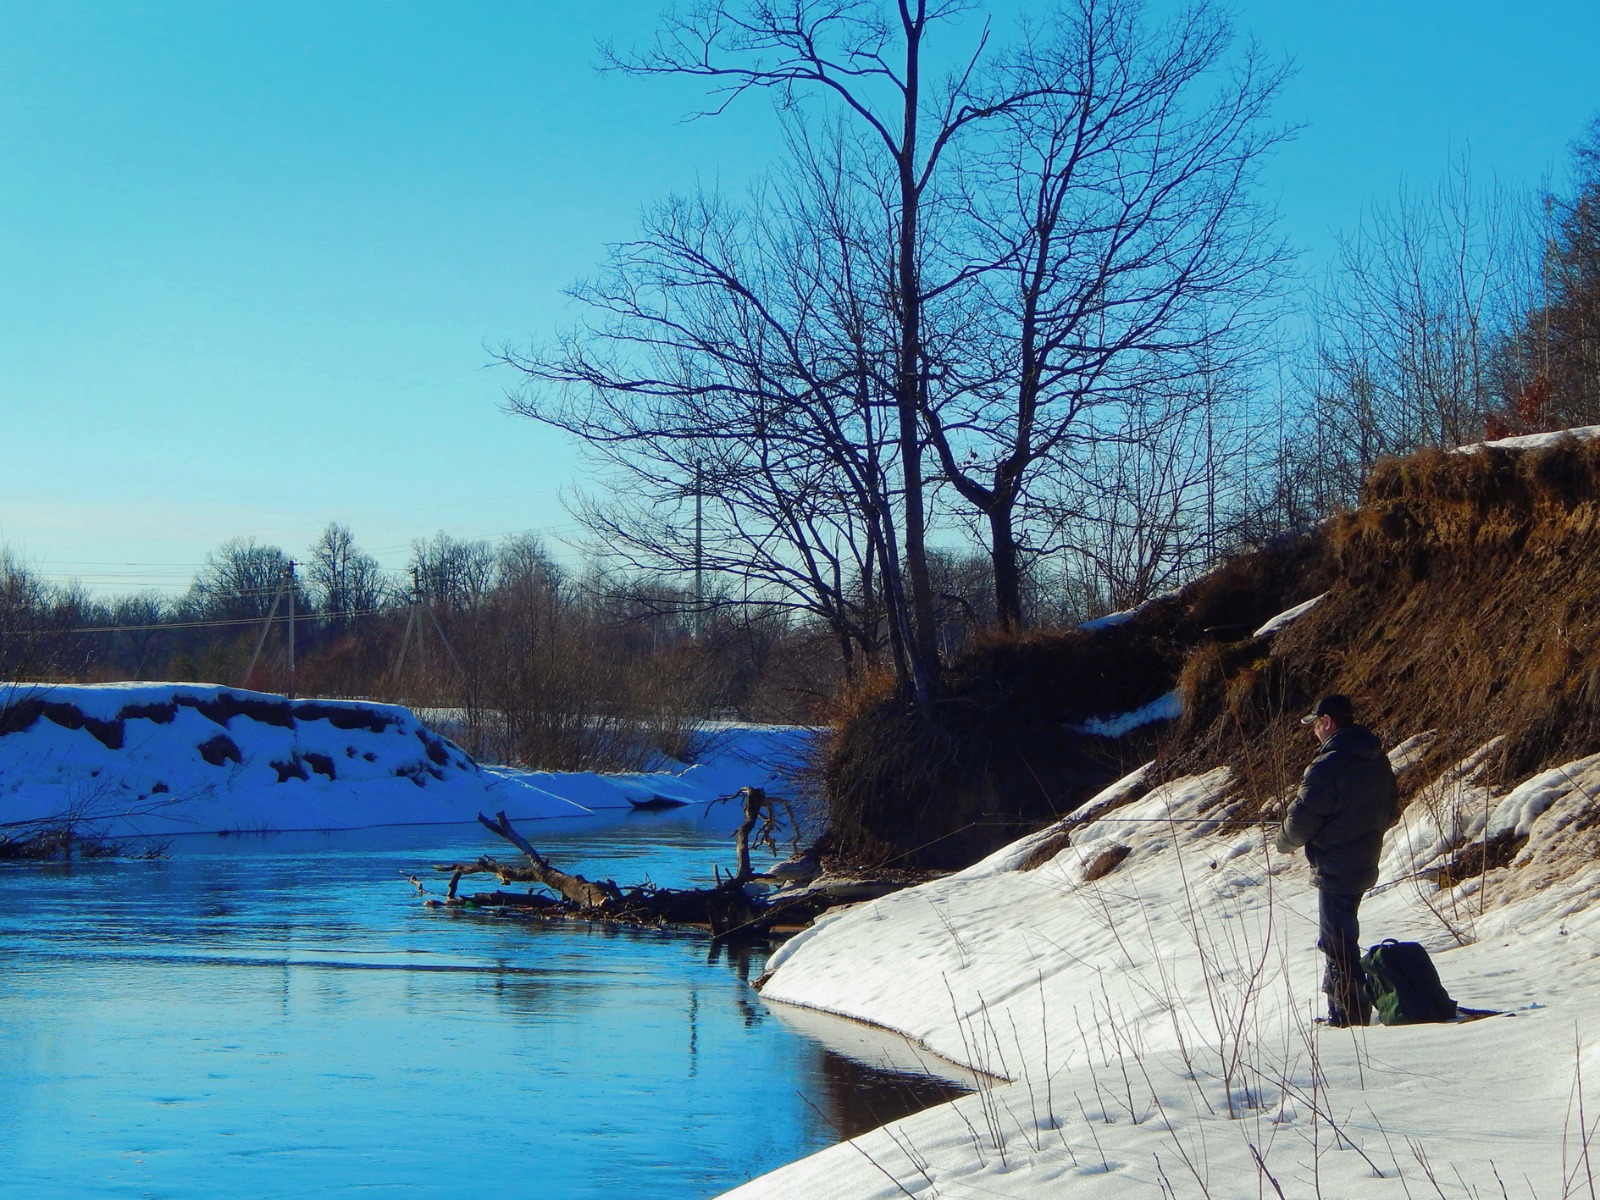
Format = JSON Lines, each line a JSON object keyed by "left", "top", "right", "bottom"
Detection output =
{"left": 722, "top": 747, "right": 1600, "bottom": 1199}
{"left": 0, "top": 682, "right": 807, "bottom": 841}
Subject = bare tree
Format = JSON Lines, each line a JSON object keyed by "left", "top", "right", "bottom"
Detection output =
{"left": 188, "top": 537, "right": 296, "bottom": 622}
{"left": 306, "top": 522, "right": 386, "bottom": 629}
{"left": 504, "top": 147, "right": 906, "bottom": 682}
{"left": 924, "top": 0, "right": 1290, "bottom": 628}
{"left": 474, "top": 534, "right": 609, "bottom": 767}
{"left": 1038, "top": 369, "right": 1261, "bottom": 615}
{"left": 1303, "top": 152, "right": 1531, "bottom": 498}
{"left": 408, "top": 532, "right": 496, "bottom": 610}
{"left": 577, "top": 0, "right": 1096, "bottom": 700}
{"left": 1497, "top": 116, "right": 1600, "bottom": 430}
{"left": 109, "top": 592, "right": 171, "bottom": 678}
{"left": 0, "top": 548, "right": 51, "bottom": 681}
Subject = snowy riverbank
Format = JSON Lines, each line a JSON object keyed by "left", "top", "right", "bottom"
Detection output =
{"left": 0, "top": 682, "right": 809, "bottom": 841}
{"left": 720, "top": 747, "right": 1600, "bottom": 1198}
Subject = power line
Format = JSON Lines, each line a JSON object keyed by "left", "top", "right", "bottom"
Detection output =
{"left": 3, "top": 606, "right": 393, "bottom": 637}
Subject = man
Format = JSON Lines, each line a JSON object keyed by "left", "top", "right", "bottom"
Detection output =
{"left": 1275, "top": 694, "right": 1399, "bottom": 1027}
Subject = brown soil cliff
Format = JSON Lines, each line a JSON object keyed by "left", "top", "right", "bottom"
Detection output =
{"left": 824, "top": 434, "right": 1600, "bottom": 871}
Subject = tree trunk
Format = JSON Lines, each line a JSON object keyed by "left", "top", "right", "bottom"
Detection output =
{"left": 988, "top": 500, "right": 1025, "bottom": 632}
{"left": 894, "top": 5, "right": 941, "bottom": 703}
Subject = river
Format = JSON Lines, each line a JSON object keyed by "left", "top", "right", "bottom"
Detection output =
{"left": 0, "top": 807, "right": 961, "bottom": 1199}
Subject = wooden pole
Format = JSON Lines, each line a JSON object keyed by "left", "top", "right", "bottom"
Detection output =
{"left": 242, "top": 571, "right": 288, "bottom": 689}
{"left": 286, "top": 560, "right": 296, "bottom": 698}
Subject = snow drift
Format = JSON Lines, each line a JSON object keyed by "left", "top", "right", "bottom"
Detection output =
{"left": 0, "top": 683, "right": 814, "bottom": 840}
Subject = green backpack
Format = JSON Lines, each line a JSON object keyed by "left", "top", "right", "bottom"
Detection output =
{"left": 1360, "top": 939, "right": 1458, "bottom": 1025}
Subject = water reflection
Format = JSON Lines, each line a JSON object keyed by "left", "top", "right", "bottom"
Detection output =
{"left": 816, "top": 1052, "right": 970, "bottom": 1140}
{"left": 0, "top": 816, "right": 962, "bottom": 1200}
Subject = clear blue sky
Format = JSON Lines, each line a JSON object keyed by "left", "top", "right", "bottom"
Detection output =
{"left": 1, "top": 0, "right": 1596, "bottom": 598}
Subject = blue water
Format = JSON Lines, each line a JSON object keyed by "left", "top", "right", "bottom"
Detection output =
{"left": 0, "top": 809, "right": 957, "bottom": 1199}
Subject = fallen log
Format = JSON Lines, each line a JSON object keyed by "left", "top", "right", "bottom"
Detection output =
{"left": 419, "top": 789, "right": 911, "bottom": 940}
{"left": 429, "top": 805, "right": 767, "bottom": 930}
{"left": 469, "top": 890, "right": 560, "bottom": 908}
{"left": 476, "top": 810, "right": 622, "bottom": 910}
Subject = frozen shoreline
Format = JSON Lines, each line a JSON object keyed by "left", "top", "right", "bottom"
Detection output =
{"left": 717, "top": 749, "right": 1600, "bottom": 1198}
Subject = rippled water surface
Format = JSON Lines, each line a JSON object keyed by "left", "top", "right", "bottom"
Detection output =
{"left": 0, "top": 810, "right": 957, "bottom": 1199}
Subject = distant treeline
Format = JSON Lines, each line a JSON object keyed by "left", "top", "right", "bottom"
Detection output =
{"left": 0, "top": 528, "right": 825, "bottom": 767}
{"left": 0, "top": 527, "right": 1042, "bottom": 769}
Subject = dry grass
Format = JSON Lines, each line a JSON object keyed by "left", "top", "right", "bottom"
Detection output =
{"left": 826, "top": 436, "right": 1600, "bottom": 875}
{"left": 820, "top": 623, "right": 1185, "bottom": 868}
{"left": 1169, "top": 435, "right": 1600, "bottom": 819}
{"left": 1434, "top": 830, "right": 1529, "bottom": 888}
{"left": 823, "top": 536, "right": 1331, "bottom": 869}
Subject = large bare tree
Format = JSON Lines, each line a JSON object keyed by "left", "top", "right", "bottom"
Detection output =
{"left": 581, "top": 0, "right": 1072, "bottom": 700}
{"left": 507, "top": 0, "right": 1288, "bottom": 691}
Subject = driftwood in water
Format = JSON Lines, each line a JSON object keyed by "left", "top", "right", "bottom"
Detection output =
{"left": 470, "top": 810, "right": 623, "bottom": 909}
{"left": 430, "top": 792, "right": 770, "bottom": 933}
{"left": 422, "top": 788, "right": 897, "bottom": 941}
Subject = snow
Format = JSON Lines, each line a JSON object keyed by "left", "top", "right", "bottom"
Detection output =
{"left": 1068, "top": 690, "right": 1182, "bottom": 738}
{"left": 17, "top": 679, "right": 1600, "bottom": 1196}
{"left": 721, "top": 740, "right": 1600, "bottom": 1198}
{"left": 0, "top": 683, "right": 807, "bottom": 840}
{"left": 1078, "top": 592, "right": 1171, "bottom": 632}
{"left": 1252, "top": 591, "right": 1326, "bottom": 638}
{"left": 1078, "top": 608, "right": 1140, "bottom": 632}
{"left": 1456, "top": 423, "right": 1600, "bottom": 454}
{"left": 1487, "top": 754, "right": 1600, "bottom": 839}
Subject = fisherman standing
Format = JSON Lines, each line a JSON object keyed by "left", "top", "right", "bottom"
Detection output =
{"left": 1275, "top": 694, "right": 1400, "bottom": 1027}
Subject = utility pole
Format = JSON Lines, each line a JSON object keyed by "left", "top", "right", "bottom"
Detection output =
{"left": 693, "top": 458, "right": 704, "bottom": 639}
{"left": 391, "top": 566, "right": 422, "bottom": 691}
{"left": 286, "top": 560, "right": 297, "bottom": 699}
{"left": 388, "top": 563, "right": 469, "bottom": 714}
{"left": 242, "top": 564, "right": 292, "bottom": 691}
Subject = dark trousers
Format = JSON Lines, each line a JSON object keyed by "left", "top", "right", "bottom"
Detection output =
{"left": 1317, "top": 889, "right": 1370, "bottom": 1025}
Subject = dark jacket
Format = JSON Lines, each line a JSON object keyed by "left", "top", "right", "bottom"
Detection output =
{"left": 1275, "top": 724, "right": 1399, "bottom": 895}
